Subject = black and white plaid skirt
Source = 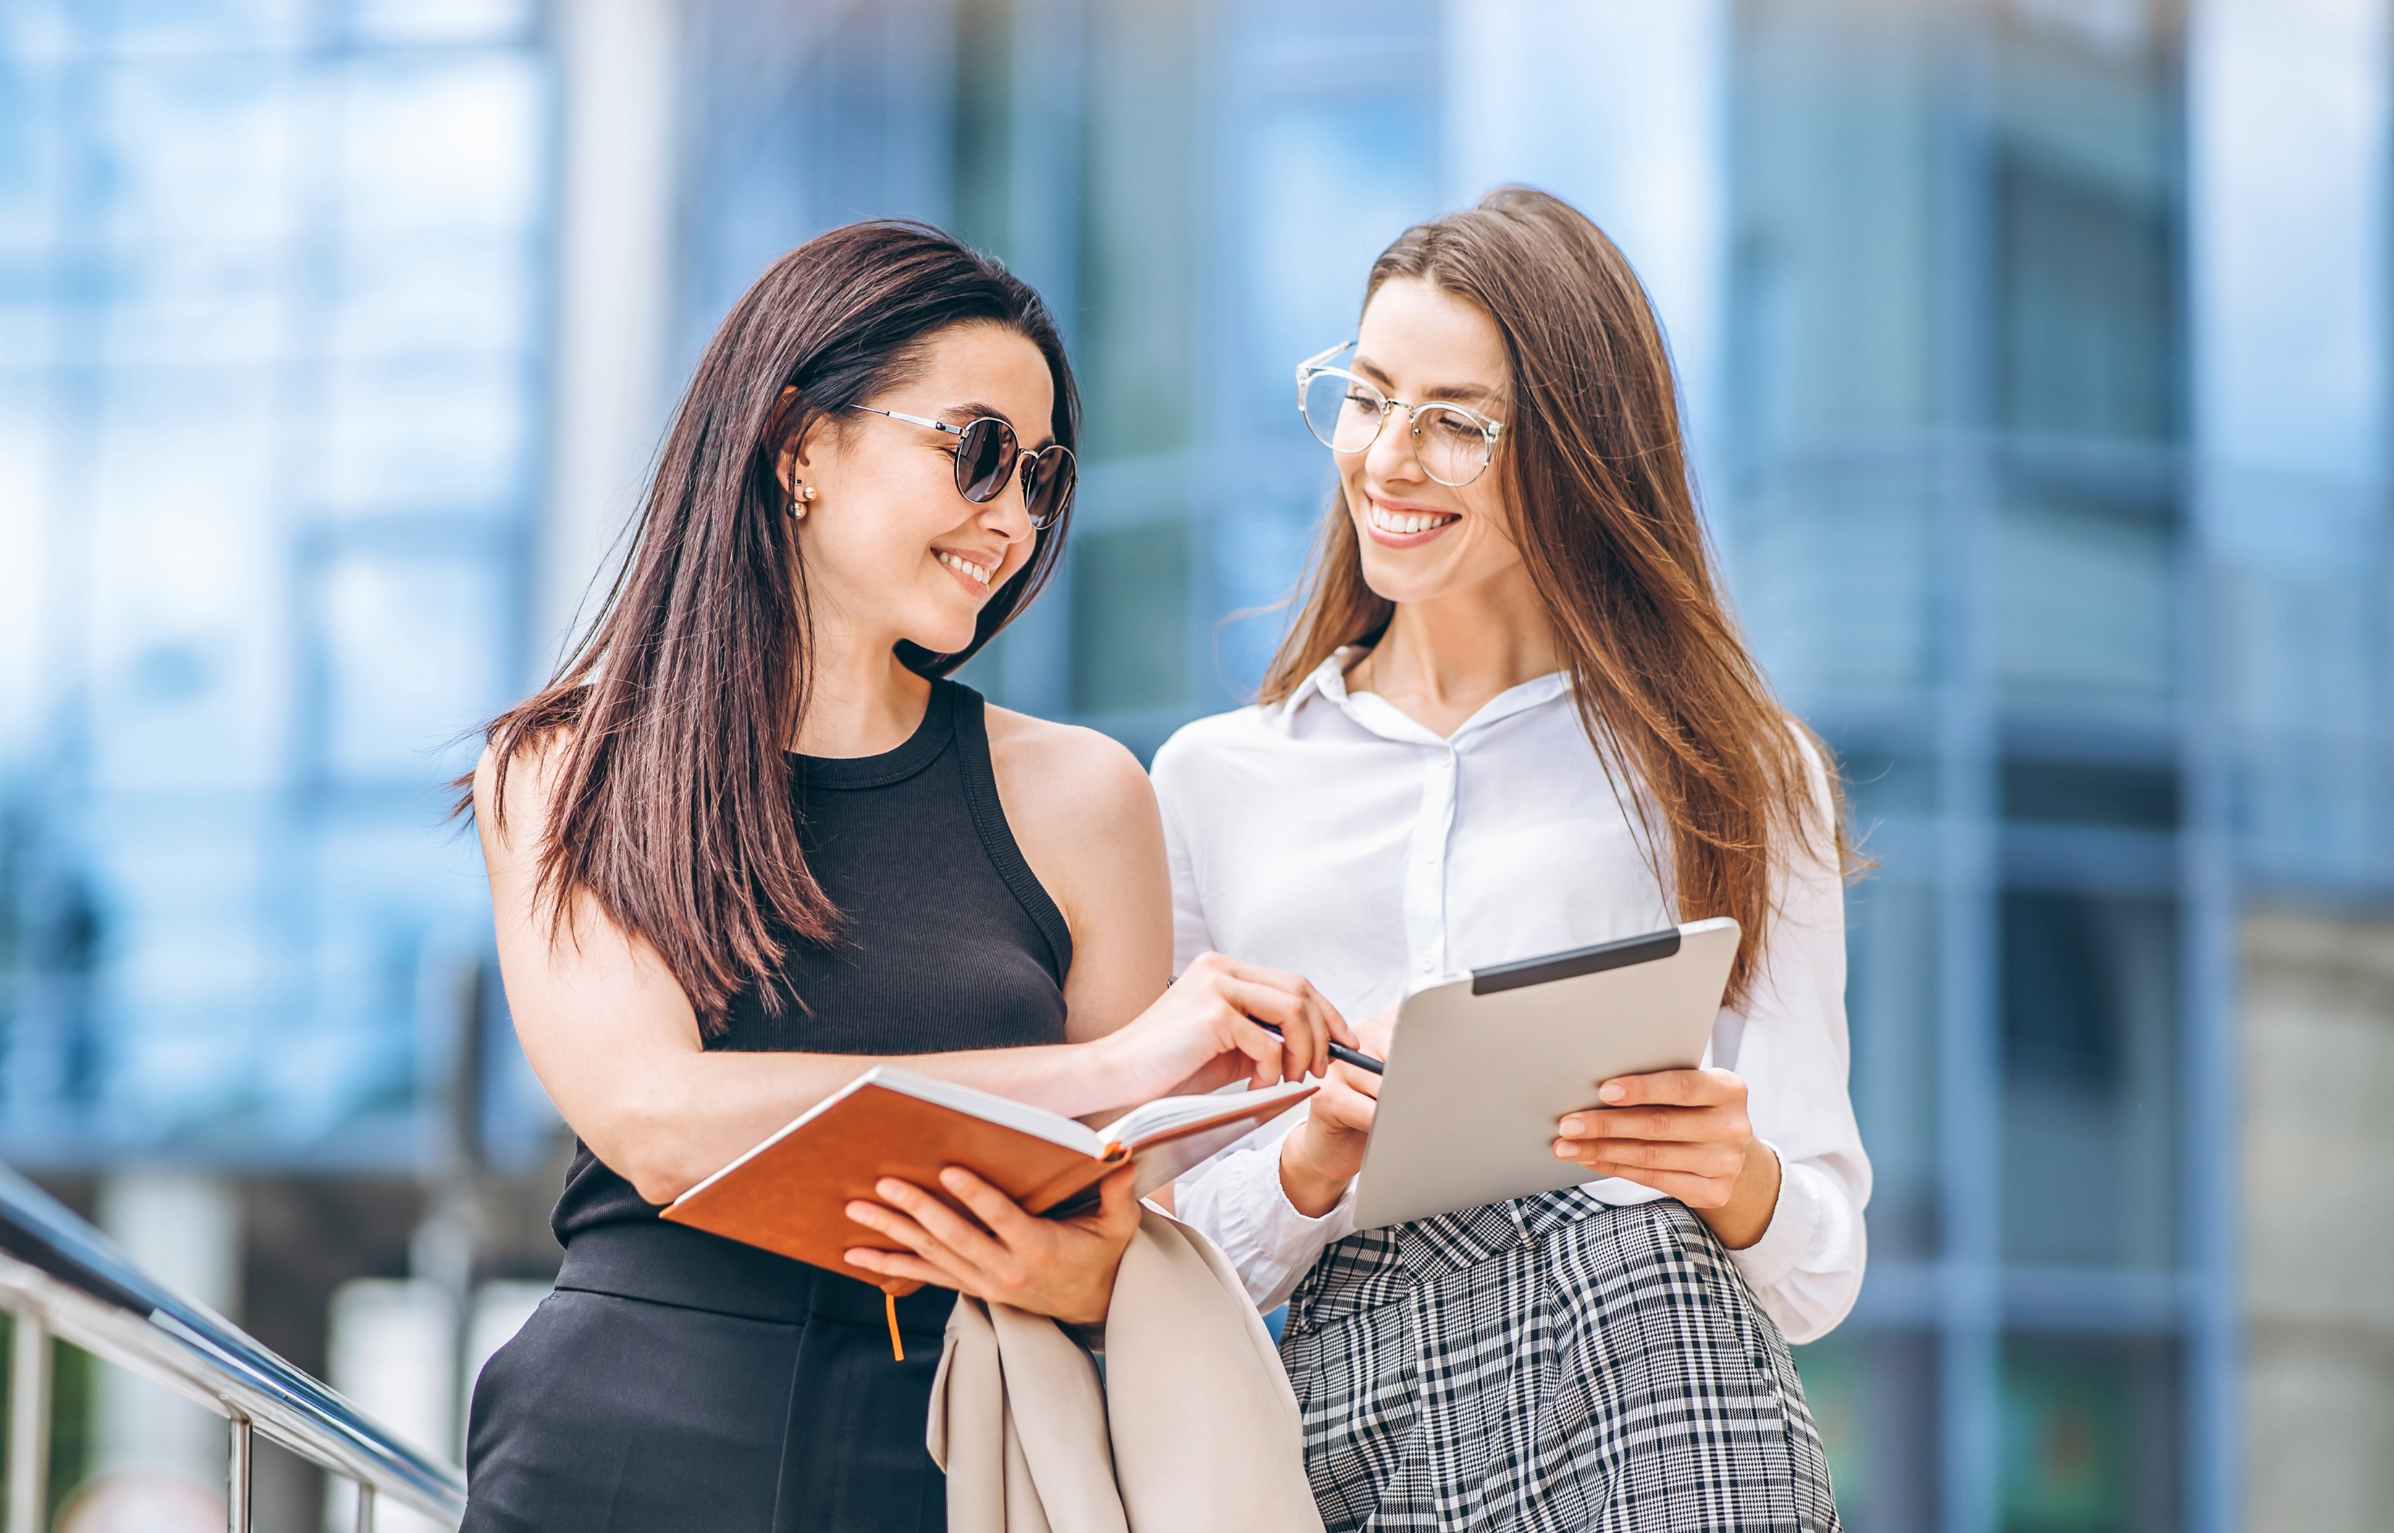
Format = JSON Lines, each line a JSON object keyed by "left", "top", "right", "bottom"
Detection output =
{"left": 1279, "top": 1190, "right": 1840, "bottom": 1533}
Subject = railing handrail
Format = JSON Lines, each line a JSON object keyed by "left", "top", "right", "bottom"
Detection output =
{"left": 0, "top": 1164, "right": 466, "bottom": 1528}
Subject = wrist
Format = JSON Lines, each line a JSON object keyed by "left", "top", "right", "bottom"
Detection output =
{"left": 1084, "top": 1028, "right": 1165, "bottom": 1105}
{"left": 1061, "top": 1249, "right": 1127, "bottom": 1328}
{"left": 1059, "top": 1288, "right": 1111, "bottom": 1329}
{"left": 1705, "top": 1139, "right": 1782, "bottom": 1251}
{"left": 1278, "top": 1125, "right": 1354, "bottom": 1218}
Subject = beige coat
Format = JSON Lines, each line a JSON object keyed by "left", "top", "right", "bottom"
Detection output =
{"left": 925, "top": 1205, "right": 1325, "bottom": 1533}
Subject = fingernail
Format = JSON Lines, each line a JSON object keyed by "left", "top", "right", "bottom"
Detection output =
{"left": 1599, "top": 1082, "right": 1626, "bottom": 1103}
{"left": 1560, "top": 1116, "right": 1585, "bottom": 1136}
{"left": 1552, "top": 1141, "right": 1573, "bottom": 1159}
{"left": 938, "top": 1167, "right": 967, "bottom": 1189}
{"left": 845, "top": 1202, "right": 869, "bottom": 1220}
{"left": 875, "top": 1179, "right": 904, "bottom": 1200}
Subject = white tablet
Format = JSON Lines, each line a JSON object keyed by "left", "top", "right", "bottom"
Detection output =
{"left": 1351, "top": 917, "right": 1741, "bottom": 1232}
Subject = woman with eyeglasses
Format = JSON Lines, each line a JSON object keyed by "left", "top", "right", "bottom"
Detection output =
{"left": 1151, "top": 187, "right": 1871, "bottom": 1529}
{"left": 454, "top": 220, "right": 1349, "bottom": 1533}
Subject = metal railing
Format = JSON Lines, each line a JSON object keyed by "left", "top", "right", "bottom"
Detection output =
{"left": 0, "top": 1166, "right": 465, "bottom": 1533}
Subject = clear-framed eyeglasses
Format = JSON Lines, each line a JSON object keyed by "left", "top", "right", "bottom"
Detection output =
{"left": 1294, "top": 340, "right": 1507, "bottom": 489}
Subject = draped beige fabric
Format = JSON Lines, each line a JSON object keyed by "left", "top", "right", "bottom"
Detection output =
{"left": 927, "top": 1205, "right": 1324, "bottom": 1533}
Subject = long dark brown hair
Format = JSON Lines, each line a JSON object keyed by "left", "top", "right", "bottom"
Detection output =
{"left": 454, "top": 220, "right": 1079, "bottom": 1032}
{"left": 1261, "top": 186, "right": 1862, "bottom": 1011}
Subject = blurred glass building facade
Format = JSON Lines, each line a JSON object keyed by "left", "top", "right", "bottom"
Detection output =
{"left": 0, "top": 0, "right": 553, "bottom": 1164}
{"left": 4, "top": 2, "right": 2390, "bottom": 1530}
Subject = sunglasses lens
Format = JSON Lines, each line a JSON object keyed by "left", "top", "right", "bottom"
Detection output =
{"left": 1023, "top": 449, "right": 1075, "bottom": 528}
{"left": 956, "top": 418, "right": 1016, "bottom": 502}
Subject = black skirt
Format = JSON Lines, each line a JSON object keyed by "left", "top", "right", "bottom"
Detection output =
{"left": 462, "top": 1222, "right": 956, "bottom": 1533}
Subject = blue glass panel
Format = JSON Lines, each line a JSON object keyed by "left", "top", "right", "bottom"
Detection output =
{"left": 97, "top": 242, "right": 293, "bottom": 368}
{"left": 1235, "top": 99, "right": 1438, "bottom": 433}
{"left": 85, "top": 368, "right": 286, "bottom": 793}
{"left": 1846, "top": 879, "right": 1942, "bottom": 1262}
{"left": 1796, "top": 1329, "right": 1940, "bottom": 1533}
{"left": 347, "top": 0, "right": 536, "bottom": 46}
{"left": 97, "top": 62, "right": 297, "bottom": 244}
{"left": 0, "top": 375, "right": 58, "bottom": 745}
{"left": 0, "top": 67, "right": 65, "bottom": 254}
{"left": 318, "top": 353, "right": 529, "bottom": 512}
{"left": 1999, "top": 889, "right": 2180, "bottom": 1269}
{"left": 90, "top": 0, "right": 307, "bottom": 53}
{"left": 330, "top": 54, "right": 543, "bottom": 235}
{"left": 1999, "top": 1333, "right": 2183, "bottom": 1533}
{"left": 316, "top": 551, "right": 505, "bottom": 782}
{"left": 329, "top": 231, "right": 534, "bottom": 359}
{"left": 77, "top": 802, "right": 282, "bottom": 1136}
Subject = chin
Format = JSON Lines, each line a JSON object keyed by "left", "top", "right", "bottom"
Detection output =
{"left": 1352, "top": 534, "right": 1449, "bottom": 606}
{"left": 1357, "top": 564, "right": 1435, "bottom": 606}
{"left": 910, "top": 616, "right": 982, "bottom": 656}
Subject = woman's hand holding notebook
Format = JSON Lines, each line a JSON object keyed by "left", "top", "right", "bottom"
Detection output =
{"left": 660, "top": 1067, "right": 1319, "bottom": 1287}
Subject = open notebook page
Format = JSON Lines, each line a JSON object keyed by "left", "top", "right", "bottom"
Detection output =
{"left": 1099, "top": 1078, "right": 1316, "bottom": 1146}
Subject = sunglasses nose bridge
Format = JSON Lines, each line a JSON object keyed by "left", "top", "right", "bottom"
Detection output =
{"left": 995, "top": 452, "right": 1037, "bottom": 535}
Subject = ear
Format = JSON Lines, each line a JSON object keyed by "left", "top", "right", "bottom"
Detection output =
{"left": 772, "top": 385, "right": 807, "bottom": 500}
{"left": 771, "top": 385, "right": 843, "bottom": 492}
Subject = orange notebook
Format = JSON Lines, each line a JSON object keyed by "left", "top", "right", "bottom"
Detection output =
{"left": 660, "top": 1067, "right": 1319, "bottom": 1286}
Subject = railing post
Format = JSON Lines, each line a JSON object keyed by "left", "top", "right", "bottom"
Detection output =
{"left": 3, "top": 1171, "right": 470, "bottom": 1524}
{"left": 226, "top": 1413, "right": 253, "bottom": 1533}
{"left": 6, "top": 1312, "right": 52, "bottom": 1533}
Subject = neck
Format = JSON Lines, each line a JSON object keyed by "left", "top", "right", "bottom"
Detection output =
{"left": 1362, "top": 566, "right": 1560, "bottom": 711}
{"left": 793, "top": 614, "right": 932, "bottom": 757}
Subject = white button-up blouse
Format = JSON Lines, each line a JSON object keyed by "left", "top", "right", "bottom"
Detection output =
{"left": 1155, "top": 646, "right": 1871, "bottom": 1344}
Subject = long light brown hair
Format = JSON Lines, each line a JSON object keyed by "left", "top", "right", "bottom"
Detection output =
{"left": 1261, "top": 187, "right": 1861, "bottom": 1011}
{"left": 453, "top": 221, "right": 1079, "bottom": 1032}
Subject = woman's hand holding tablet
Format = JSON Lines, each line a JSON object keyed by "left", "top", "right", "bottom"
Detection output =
{"left": 1548, "top": 1065, "right": 1784, "bottom": 1248}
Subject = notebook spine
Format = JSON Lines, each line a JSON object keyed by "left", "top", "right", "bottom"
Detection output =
{"left": 1018, "top": 1144, "right": 1130, "bottom": 1215}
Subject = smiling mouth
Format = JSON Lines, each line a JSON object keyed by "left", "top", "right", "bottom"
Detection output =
{"left": 933, "top": 549, "right": 995, "bottom": 591}
{"left": 1364, "top": 498, "right": 1461, "bottom": 543}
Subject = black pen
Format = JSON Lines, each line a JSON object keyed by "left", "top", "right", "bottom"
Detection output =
{"left": 1253, "top": 1020, "right": 1385, "bottom": 1076}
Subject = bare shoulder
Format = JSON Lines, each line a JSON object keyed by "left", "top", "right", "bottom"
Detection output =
{"left": 982, "top": 704, "right": 1163, "bottom": 937}
{"left": 471, "top": 723, "right": 580, "bottom": 861}
{"left": 982, "top": 704, "right": 1156, "bottom": 834}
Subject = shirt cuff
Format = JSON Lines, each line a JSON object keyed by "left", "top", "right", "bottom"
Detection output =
{"left": 1264, "top": 1145, "right": 1359, "bottom": 1242}
{"left": 1724, "top": 1139, "right": 1817, "bottom": 1296}
{"left": 1216, "top": 1134, "right": 1358, "bottom": 1311}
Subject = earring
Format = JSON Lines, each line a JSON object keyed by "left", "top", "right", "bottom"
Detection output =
{"left": 789, "top": 482, "right": 816, "bottom": 519}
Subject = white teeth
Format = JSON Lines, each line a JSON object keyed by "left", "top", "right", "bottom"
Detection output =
{"left": 1369, "top": 501, "right": 1458, "bottom": 537}
{"left": 937, "top": 551, "right": 992, "bottom": 586}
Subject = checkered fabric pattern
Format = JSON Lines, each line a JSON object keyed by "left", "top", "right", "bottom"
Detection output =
{"left": 1279, "top": 1190, "right": 1841, "bottom": 1532}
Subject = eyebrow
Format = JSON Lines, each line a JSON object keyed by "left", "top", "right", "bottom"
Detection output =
{"left": 1352, "top": 357, "right": 1501, "bottom": 410}
{"left": 943, "top": 399, "right": 1056, "bottom": 452}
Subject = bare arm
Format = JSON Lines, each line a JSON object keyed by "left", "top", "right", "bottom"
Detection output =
{"left": 476, "top": 735, "right": 1334, "bottom": 1206}
{"left": 985, "top": 709, "right": 1197, "bottom": 1127}
{"left": 1048, "top": 743, "right": 1173, "bottom": 1049}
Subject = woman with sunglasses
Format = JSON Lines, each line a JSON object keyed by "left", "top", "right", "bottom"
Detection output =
{"left": 1149, "top": 187, "right": 1872, "bottom": 1529}
{"left": 455, "top": 220, "right": 1349, "bottom": 1533}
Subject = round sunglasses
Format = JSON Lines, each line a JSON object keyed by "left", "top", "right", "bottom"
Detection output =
{"left": 847, "top": 405, "right": 1076, "bottom": 531}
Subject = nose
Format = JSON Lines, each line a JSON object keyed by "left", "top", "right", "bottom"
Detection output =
{"left": 1362, "top": 406, "right": 1425, "bottom": 485}
{"left": 976, "top": 465, "right": 1036, "bottom": 544}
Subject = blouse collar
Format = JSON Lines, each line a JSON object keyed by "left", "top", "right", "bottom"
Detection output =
{"left": 1278, "top": 644, "right": 1572, "bottom": 745}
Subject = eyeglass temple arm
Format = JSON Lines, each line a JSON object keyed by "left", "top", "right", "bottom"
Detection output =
{"left": 851, "top": 404, "right": 959, "bottom": 436}
{"left": 1294, "top": 340, "right": 1357, "bottom": 383}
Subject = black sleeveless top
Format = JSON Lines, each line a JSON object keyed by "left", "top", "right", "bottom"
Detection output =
{"left": 550, "top": 678, "right": 1073, "bottom": 1249}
